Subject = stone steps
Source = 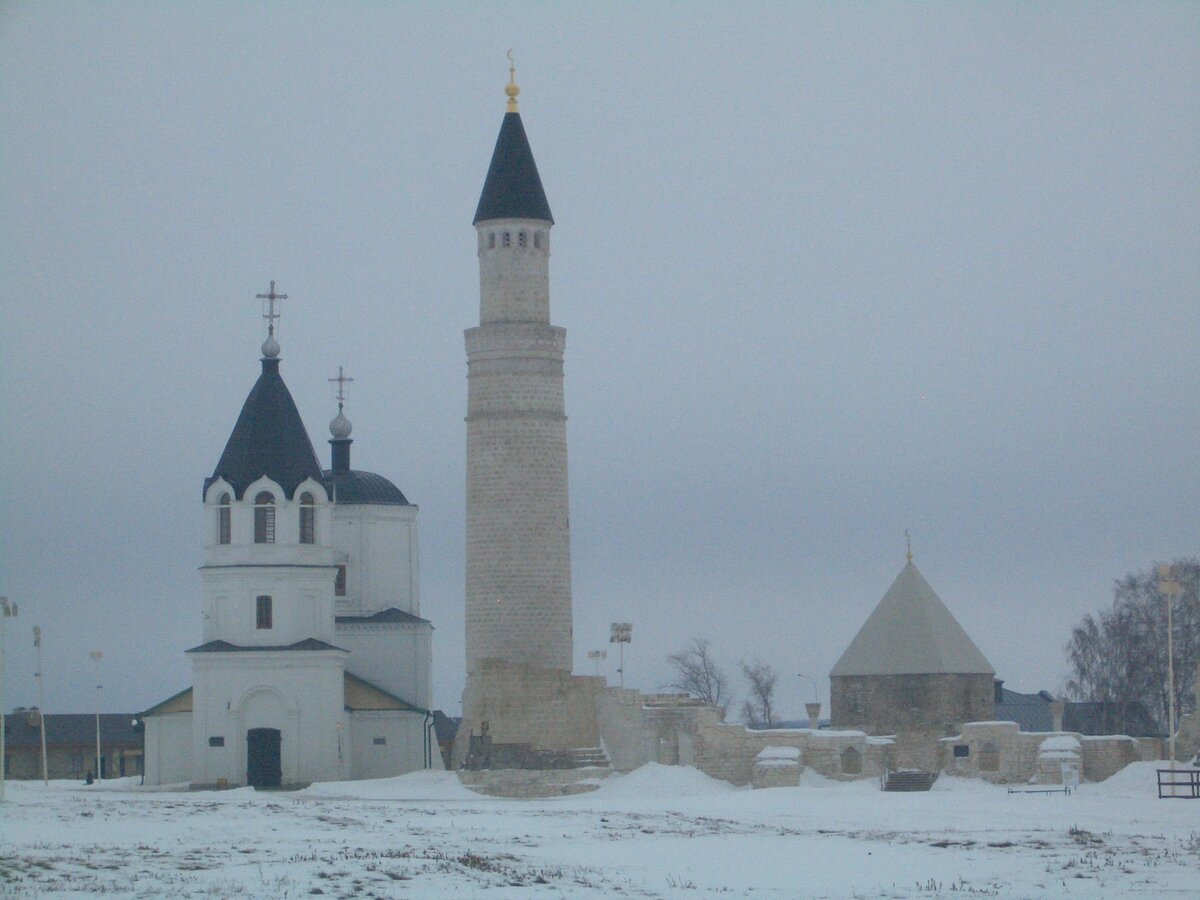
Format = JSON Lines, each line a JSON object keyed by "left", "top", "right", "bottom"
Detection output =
{"left": 883, "top": 770, "right": 938, "bottom": 792}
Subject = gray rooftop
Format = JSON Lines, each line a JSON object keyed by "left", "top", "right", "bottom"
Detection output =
{"left": 831, "top": 561, "right": 995, "bottom": 677}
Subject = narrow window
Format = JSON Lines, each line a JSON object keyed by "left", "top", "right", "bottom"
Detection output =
{"left": 209, "top": 736, "right": 225, "bottom": 747}
{"left": 373, "top": 737, "right": 387, "bottom": 746}
{"left": 502, "top": 231, "right": 511, "bottom": 247}
{"left": 254, "top": 492, "right": 275, "bottom": 543}
{"left": 299, "top": 492, "right": 315, "bottom": 544}
{"left": 334, "top": 564, "right": 347, "bottom": 597}
{"left": 256, "top": 595, "right": 273, "bottom": 629}
{"left": 518, "top": 231, "right": 527, "bottom": 247}
{"left": 488, "top": 232, "right": 496, "bottom": 249}
{"left": 534, "top": 231, "right": 543, "bottom": 249}
{"left": 218, "top": 493, "right": 231, "bottom": 544}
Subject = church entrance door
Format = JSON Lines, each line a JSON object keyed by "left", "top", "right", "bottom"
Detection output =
{"left": 246, "top": 728, "right": 282, "bottom": 788}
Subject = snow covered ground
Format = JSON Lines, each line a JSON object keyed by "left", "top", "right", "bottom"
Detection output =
{"left": 2, "top": 762, "right": 1197, "bottom": 898}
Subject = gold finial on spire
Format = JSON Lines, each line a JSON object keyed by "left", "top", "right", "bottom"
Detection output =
{"left": 905, "top": 530, "right": 913, "bottom": 563}
{"left": 505, "top": 48, "right": 520, "bottom": 112}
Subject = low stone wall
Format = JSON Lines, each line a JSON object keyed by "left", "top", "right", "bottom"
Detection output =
{"left": 693, "top": 722, "right": 892, "bottom": 786}
{"left": 940, "top": 721, "right": 1162, "bottom": 783}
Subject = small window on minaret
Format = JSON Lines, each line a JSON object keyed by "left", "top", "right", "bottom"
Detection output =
{"left": 254, "top": 493, "right": 275, "bottom": 543}
{"left": 256, "top": 595, "right": 272, "bottom": 629}
{"left": 299, "top": 492, "right": 315, "bottom": 544}
{"left": 518, "top": 231, "right": 527, "bottom": 247}
{"left": 334, "top": 564, "right": 347, "bottom": 597}
{"left": 502, "top": 231, "right": 511, "bottom": 247}
{"left": 218, "top": 493, "right": 231, "bottom": 544}
{"left": 534, "top": 231, "right": 543, "bottom": 249}
{"left": 488, "top": 233, "right": 496, "bottom": 249}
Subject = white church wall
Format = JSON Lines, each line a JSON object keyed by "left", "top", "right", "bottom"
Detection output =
{"left": 349, "top": 710, "right": 438, "bottom": 779}
{"left": 331, "top": 504, "right": 419, "bottom": 616}
{"left": 191, "top": 651, "right": 347, "bottom": 787}
{"left": 337, "top": 624, "right": 432, "bottom": 710}
{"left": 201, "top": 567, "right": 338, "bottom": 647}
{"left": 203, "top": 476, "right": 333, "bottom": 569}
{"left": 143, "top": 713, "right": 192, "bottom": 786}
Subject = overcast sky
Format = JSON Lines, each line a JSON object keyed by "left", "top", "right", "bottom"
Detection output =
{"left": 2, "top": 2, "right": 1197, "bottom": 721}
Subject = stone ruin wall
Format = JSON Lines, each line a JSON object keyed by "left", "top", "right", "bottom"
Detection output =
{"left": 453, "top": 660, "right": 605, "bottom": 766}
{"left": 831, "top": 672, "right": 994, "bottom": 736}
{"left": 939, "top": 720, "right": 1162, "bottom": 784}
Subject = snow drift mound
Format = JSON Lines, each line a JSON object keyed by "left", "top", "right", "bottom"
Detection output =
{"left": 590, "top": 763, "right": 740, "bottom": 799}
{"left": 300, "top": 770, "right": 483, "bottom": 801}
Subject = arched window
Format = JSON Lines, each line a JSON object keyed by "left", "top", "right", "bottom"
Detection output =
{"left": 502, "top": 231, "right": 511, "bottom": 247}
{"left": 253, "top": 492, "right": 275, "bottom": 543}
{"left": 299, "top": 492, "right": 315, "bottom": 544}
{"left": 979, "top": 741, "right": 1000, "bottom": 772}
{"left": 840, "top": 746, "right": 862, "bottom": 775}
{"left": 217, "top": 493, "right": 231, "bottom": 544}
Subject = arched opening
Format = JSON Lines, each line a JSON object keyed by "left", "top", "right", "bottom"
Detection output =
{"left": 840, "top": 746, "right": 862, "bottom": 775}
{"left": 299, "top": 492, "right": 315, "bottom": 544}
{"left": 217, "top": 493, "right": 231, "bottom": 544}
{"left": 253, "top": 492, "right": 275, "bottom": 543}
{"left": 246, "top": 728, "right": 282, "bottom": 788}
{"left": 979, "top": 741, "right": 1000, "bottom": 772}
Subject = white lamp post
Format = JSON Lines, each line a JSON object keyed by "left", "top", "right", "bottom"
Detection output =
{"left": 0, "top": 597, "right": 18, "bottom": 802}
{"left": 34, "top": 626, "right": 48, "bottom": 785}
{"left": 89, "top": 650, "right": 104, "bottom": 781}
{"left": 1157, "top": 565, "right": 1182, "bottom": 781}
{"left": 609, "top": 623, "right": 632, "bottom": 688}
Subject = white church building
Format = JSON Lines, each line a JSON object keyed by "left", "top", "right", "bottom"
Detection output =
{"left": 142, "top": 301, "right": 439, "bottom": 788}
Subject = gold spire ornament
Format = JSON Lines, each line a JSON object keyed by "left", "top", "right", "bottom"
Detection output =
{"left": 506, "top": 49, "right": 520, "bottom": 112}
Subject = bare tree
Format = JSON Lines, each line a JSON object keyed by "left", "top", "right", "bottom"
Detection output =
{"left": 1065, "top": 559, "right": 1199, "bottom": 733}
{"left": 665, "top": 638, "right": 729, "bottom": 707}
{"left": 740, "top": 659, "right": 778, "bottom": 728}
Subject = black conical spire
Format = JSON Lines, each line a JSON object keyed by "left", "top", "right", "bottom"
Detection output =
{"left": 204, "top": 357, "right": 324, "bottom": 500}
{"left": 473, "top": 111, "right": 553, "bottom": 224}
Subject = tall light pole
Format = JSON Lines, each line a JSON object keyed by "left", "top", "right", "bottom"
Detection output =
{"left": 609, "top": 623, "right": 632, "bottom": 688}
{"left": 33, "top": 627, "right": 48, "bottom": 785}
{"left": 1157, "top": 564, "right": 1182, "bottom": 780}
{"left": 1, "top": 597, "right": 18, "bottom": 802}
{"left": 89, "top": 650, "right": 104, "bottom": 781}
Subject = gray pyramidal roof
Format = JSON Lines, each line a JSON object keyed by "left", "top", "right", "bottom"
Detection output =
{"left": 473, "top": 111, "right": 553, "bottom": 224}
{"left": 204, "top": 357, "right": 324, "bottom": 500}
{"left": 830, "top": 561, "right": 995, "bottom": 677}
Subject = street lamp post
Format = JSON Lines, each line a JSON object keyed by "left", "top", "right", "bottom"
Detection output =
{"left": 1, "top": 597, "right": 18, "bottom": 802}
{"left": 1157, "top": 565, "right": 1182, "bottom": 781}
{"left": 609, "top": 623, "right": 632, "bottom": 689}
{"left": 34, "top": 627, "right": 48, "bottom": 785}
{"left": 90, "top": 650, "right": 104, "bottom": 781}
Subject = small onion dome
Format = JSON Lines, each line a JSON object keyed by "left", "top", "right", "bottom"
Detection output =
{"left": 261, "top": 334, "right": 281, "bottom": 359}
{"left": 329, "top": 409, "right": 352, "bottom": 439}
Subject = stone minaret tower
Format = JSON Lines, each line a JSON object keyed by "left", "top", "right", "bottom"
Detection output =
{"left": 458, "top": 67, "right": 598, "bottom": 764}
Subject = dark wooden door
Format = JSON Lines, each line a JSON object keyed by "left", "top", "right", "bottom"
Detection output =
{"left": 246, "top": 728, "right": 282, "bottom": 788}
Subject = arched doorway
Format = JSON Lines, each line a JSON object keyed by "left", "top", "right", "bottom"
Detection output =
{"left": 246, "top": 728, "right": 282, "bottom": 788}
